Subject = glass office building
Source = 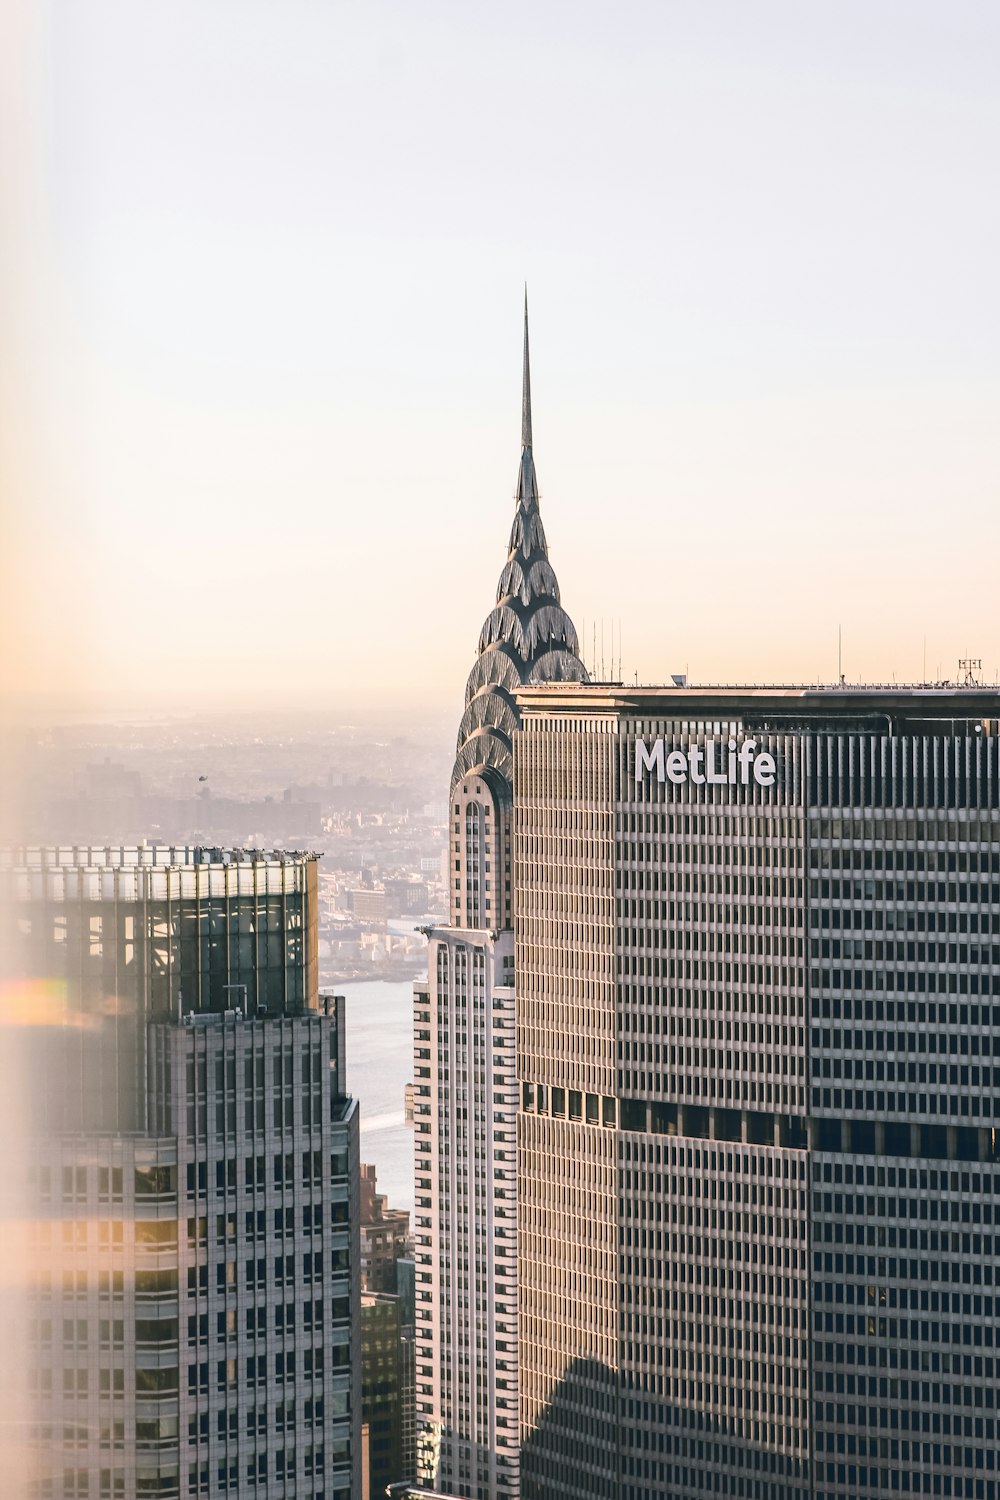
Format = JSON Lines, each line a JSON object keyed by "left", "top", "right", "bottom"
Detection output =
{"left": 1, "top": 845, "right": 360, "bottom": 1500}
{"left": 514, "top": 684, "right": 1000, "bottom": 1500}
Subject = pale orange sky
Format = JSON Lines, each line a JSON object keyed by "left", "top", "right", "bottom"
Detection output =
{"left": 3, "top": 0, "right": 1000, "bottom": 720}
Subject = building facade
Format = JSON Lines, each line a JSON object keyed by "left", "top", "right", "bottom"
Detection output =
{"left": 359, "top": 1163, "right": 416, "bottom": 1496}
{"left": 360, "top": 1162, "right": 412, "bottom": 1295}
{"left": 1, "top": 845, "right": 361, "bottom": 1500}
{"left": 413, "top": 300, "right": 588, "bottom": 1500}
{"left": 514, "top": 684, "right": 1000, "bottom": 1500}
{"left": 361, "top": 1292, "right": 404, "bottom": 1499}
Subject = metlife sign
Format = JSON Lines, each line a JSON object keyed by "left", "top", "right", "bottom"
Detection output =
{"left": 634, "top": 736, "right": 777, "bottom": 787}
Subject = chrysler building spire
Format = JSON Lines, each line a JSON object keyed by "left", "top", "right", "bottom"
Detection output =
{"left": 521, "top": 285, "right": 532, "bottom": 452}
{"left": 450, "top": 297, "right": 588, "bottom": 798}
{"left": 416, "top": 303, "right": 591, "bottom": 1500}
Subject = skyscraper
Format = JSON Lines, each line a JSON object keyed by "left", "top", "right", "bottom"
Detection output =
{"left": 361, "top": 1291, "right": 404, "bottom": 1498}
{"left": 359, "top": 1162, "right": 416, "bottom": 1497}
{"left": 413, "top": 299, "right": 588, "bottom": 1500}
{"left": 2, "top": 844, "right": 361, "bottom": 1500}
{"left": 514, "top": 683, "right": 1000, "bottom": 1500}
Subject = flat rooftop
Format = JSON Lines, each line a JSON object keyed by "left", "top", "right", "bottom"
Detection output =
{"left": 0, "top": 845, "right": 319, "bottom": 871}
{"left": 515, "top": 681, "right": 1000, "bottom": 724}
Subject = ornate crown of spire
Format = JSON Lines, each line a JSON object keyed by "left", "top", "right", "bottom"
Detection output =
{"left": 451, "top": 294, "right": 589, "bottom": 793}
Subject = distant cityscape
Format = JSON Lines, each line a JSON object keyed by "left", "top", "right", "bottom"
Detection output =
{"left": 7, "top": 710, "right": 453, "bottom": 982}
{"left": 6, "top": 306, "right": 1000, "bottom": 1500}
{"left": 5, "top": 0, "right": 993, "bottom": 1496}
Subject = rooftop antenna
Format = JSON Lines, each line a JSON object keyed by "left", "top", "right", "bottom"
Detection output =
{"left": 601, "top": 618, "right": 605, "bottom": 680}
{"left": 617, "top": 617, "right": 622, "bottom": 681}
{"left": 838, "top": 625, "right": 844, "bottom": 687}
{"left": 521, "top": 285, "right": 532, "bottom": 451}
{"left": 593, "top": 622, "right": 596, "bottom": 679}
{"left": 922, "top": 635, "right": 927, "bottom": 685}
{"left": 960, "top": 655, "right": 982, "bottom": 686}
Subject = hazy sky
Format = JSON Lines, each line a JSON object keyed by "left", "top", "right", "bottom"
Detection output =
{"left": 3, "top": 0, "right": 999, "bottom": 716}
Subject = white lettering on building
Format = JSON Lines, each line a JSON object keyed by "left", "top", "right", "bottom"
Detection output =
{"left": 634, "top": 737, "right": 777, "bottom": 788}
{"left": 634, "top": 738, "right": 665, "bottom": 783}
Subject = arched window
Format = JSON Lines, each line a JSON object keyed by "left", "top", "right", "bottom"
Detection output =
{"left": 465, "top": 802, "right": 484, "bottom": 928}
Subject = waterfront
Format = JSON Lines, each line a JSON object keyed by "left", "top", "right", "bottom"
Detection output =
{"left": 338, "top": 976, "right": 415, "bottom": 1216}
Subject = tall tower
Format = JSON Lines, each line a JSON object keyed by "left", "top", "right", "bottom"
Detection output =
{"left": 514, "top": 680, "right": 1000, "bottom": 1500}
{"left": 3, "top": 845, "right": 362, "bottom": 1500}
{"left": 413, "top": 299, "right": 588, "bottom": 1500}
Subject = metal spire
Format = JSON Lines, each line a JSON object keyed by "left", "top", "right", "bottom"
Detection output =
{"left": 450, "top": 290, "right": 589, "bottom": 794}
{"left": 521, "top": 285, "right": 532, "bottom": 452}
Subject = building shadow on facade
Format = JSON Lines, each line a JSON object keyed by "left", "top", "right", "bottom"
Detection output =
{"left": 520, "top": 1356, "right": 811, "bottom": 1500}
{"left": 520, "top": 1358, "right": 620, "bottom": 1500}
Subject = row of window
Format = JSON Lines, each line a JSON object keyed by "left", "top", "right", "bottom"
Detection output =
{"left": 187, "top": 1297, "right": 334, "bottom": 1342}
{"left": 815, "top": 1349, "right": 997, "bottom": 1399}
{"left": 38, "top": 1473, "right": 124, "bottom": 1500}
{"left": 815, "top": 967, "right": 1000, "bottom": 997}
{"left": 186, "top": 1202, "right": 342, "bottom": 1246}
{"left": 187, "top": 1349, "right": 335, "bottom": 1391}
{"left": 813, "top": 1236, "right": 998, "bottom": 1291}
{"left": 621, "top": 808, "right": 797, "bottom": 836}
{"left": 187, "top": 1450, "right": 341, "bottom": 1494}
{"left": 185, "top": 1147, "right": 347, "bottom": 1196}
{"left": 813, "top": 1087, "right": 996, "bottom": 1125}
{"left": 817, "top": 1460, "right": 996, "bottom": 1495}
{"left": 813, "top": 846, "right": 1000, "bottom": 871}
{"left": 812, "top": 814, "right": 1000, "bottom": 842}
{"left": 815, "top": 875, "right": 1000, "bottom": 905}
{"left": 185, "top": 1246, "right": 349, "bottom": 1294}
{"left": 815, "top": 906, "right": 993, "bottom": 934}
{"left": 816, "top": 1162, "right": 998, "bottom": 1193}
{"left": 30, "top": 1166, "right": 124, "bottom": 1202}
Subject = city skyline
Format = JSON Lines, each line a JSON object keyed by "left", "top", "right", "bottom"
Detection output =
{"left": 3, "top": 2, "right": 1000, "bottom": 719}
{"left": 4, "top": 8, "right": 1000, "bottom": 1497}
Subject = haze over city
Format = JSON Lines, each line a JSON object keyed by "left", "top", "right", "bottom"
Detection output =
{"left": 3, "top": 0, "right": 1000, "bottom": 724}
{"left": 5, "top": 7, "right": 1000, "bottom": 1500}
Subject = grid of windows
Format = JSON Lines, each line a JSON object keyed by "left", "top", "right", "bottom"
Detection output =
{"left": 9, "top": 849, "right": 360, "bottom": 1500}
{"left": 809, "top": 779, "right": 1000, "bottom": 1497}
{"left": 514, "top": 690, "right": 1000, "bottom": 1500}
{"left": 415, "top": 924, "right": 519, "bottom": 1500}
{"left": 619, "top": 1136, "right": 810, "bottom": 1498}
{"left": 516, "top": 719, "right": 622, "bottom": 1500}
{"left": 611, "top": 722, "right": 810, "bottom": 1498}
{"left": 812, "top": 1154, "right": 1000, "bottom": 1498}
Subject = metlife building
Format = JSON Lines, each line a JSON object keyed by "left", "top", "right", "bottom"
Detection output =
{"left": 513, "top": 683, "right": 1000, "bottom": 1500}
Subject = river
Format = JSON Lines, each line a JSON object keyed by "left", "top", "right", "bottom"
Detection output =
{"left": 338, "top": 976, "right": 416, "bottom": 1216}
